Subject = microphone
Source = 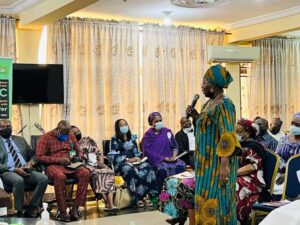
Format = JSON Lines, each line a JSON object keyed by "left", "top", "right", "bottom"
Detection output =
{"left": 187, "top": 94, "right": 200, "bottom": 119}
{"left": 17, "top": 125, "right": 27, "bottom": 134}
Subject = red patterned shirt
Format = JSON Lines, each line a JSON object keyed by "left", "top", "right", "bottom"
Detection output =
{"left": 36, "top": 129, "right": 83, "bottom": 173}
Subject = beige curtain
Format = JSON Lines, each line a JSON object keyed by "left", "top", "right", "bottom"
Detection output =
{"left": 0, "top": 16, "right": 20, "bottom": 134}
{"left": 142, "top": 24, "right": 224, "bottom": 132}
{"left": 44, "top": 18, "right": 140, "bottom": 141}
{"left": 251, "top": 38, "right": 300, "bottom": 131}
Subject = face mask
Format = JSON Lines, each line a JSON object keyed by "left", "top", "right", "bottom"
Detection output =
{"left": 270, "top": 126, "right": 280, "bottom": 135}
{"left": 75, "top": 133, "right": 82, "bottom": 142}
{"left": 58, "top": 133, "right": 68, "bottom": 142}
{"left": 290, "top": 125, "right": 300, "bottom": 136}
{"left": 155, "top": 121, "right": 164, "bottom": 130}
{"left": 183, "top": 126, "right": 193, "bottom": 133}
{"left": 237, "top": 135, "right": 243, "bottom": 142}
{"left": 0, "top": 127, "right": 12, "bottom": 139}
{"left": 120, "top": 126, "right": 129, "bottom": 135}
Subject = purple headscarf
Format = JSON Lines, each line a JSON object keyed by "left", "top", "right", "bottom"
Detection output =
{"left": 148, "top": 112, "right": 162, "bottom": 126}
{"left": 294, "top": 112, "right": 300, "bottom": 120}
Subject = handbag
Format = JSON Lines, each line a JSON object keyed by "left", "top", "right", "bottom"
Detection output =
{"left": 113, "top": 186, "right": 132, "bottom": 209}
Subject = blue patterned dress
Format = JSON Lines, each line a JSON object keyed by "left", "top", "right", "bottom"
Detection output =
{"left": 195, "top": 96, "right": 238, "bottom": 225}
{"left": 109, "top": 135, "right": 158, "bottom": 204}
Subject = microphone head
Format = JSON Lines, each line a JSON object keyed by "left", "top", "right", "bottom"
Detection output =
{"left": 193, "top": 94, "right": 200, "bottom": 101}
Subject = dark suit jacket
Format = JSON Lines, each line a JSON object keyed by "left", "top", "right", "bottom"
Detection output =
{"left": 175, "top": 130, "right": 195, "bottom": 166}
{"left": 175, "top": 130, "right": 190, "bottom": 154}
{"left": 0, "top": 135, "right": 34, "bottom": 174}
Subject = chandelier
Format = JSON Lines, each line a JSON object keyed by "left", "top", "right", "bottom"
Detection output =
{"left": 170, "top": 0, "right": 232, "bottom": 8}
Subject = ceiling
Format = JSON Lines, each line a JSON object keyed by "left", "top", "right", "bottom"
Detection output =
{"left": 69, "top": 0, "right": 300, "bottom": 29}
{"left": 0, "top": 0, "right": 45, "bottom": 14}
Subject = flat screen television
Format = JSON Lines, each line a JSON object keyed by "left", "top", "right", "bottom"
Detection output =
{"left": 12, "top": 63, "right": 64, "bottom": 104}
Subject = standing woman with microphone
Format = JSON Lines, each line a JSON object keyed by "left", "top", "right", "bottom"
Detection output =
{"left": 186, "top": 65, "right": 240, "bottom": 225}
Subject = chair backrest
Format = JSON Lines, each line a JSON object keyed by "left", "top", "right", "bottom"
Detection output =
{"left": 263, "top": 148, "right": 280, "bottom": 194}
{"left": 282, "top": 154, "right": 300, "bottom": 200}
{"left": 31, "top": 135, "right": 42, "bottom": 151}
{"left": 102, "top": 140, "right": 110, "bottom": 156}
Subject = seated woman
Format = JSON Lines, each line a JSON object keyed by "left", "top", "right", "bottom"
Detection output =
{"left": 142, "top": 112, "right": 186, "bottom": 191}
{"left": 70, "top": 126, "right": 118, "bottom": 211}
{"left": 235, "top": 119, "right": 266, "bottom": 225}
{"left": 109, "top": 119, "right": 158, "bottom": 207}
{"left": 274, "top": 112, "right": 300, "bottom": 195}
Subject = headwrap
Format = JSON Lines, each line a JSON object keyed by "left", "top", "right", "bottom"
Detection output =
{"left": 293, "top": 112, "right": 300, "bottom": 123}
{"left": 148, "top": 112, "right": 162, "bottom": 125}
{"left": 204, "top": 64, "right": 233, "bottom": 88}
{"left": 237, "top": 118, "right": 259, "bottom": 136}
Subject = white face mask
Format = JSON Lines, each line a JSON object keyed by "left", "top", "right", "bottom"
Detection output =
{"left": 183, "top": 126, "right": 193, "bottom": 133}
{"left": 290, "top": 125, "right": 300, "bottom": 136}
{"left": 237, "top": 135, "right": 243, "bottom": 142}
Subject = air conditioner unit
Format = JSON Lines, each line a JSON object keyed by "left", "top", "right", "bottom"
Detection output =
{"left": 208, "top": 46, "right": 260, "bottom": 63}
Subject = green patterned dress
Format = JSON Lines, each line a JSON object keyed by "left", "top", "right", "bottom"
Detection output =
{"left": 195, "top": 96, "right": 238, "bottom": 225}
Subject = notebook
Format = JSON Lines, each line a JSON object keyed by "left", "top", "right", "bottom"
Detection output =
{"left": 66, "top": 162, "right": 84, "bottom": 170}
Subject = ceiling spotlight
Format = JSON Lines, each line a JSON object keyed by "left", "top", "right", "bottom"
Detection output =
{"left": 162, "top": 11, "right": 172, "bottom": 26}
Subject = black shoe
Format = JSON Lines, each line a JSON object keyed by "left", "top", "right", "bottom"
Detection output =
{"left": 58, "top": 212, "right": 71, "bottom": 222}
{"left": 69, "top": 206, "right": 81, "bottom": 221}
{"left": 16, "top": 211, "right": 24, "bottom": 217}
{"left": 24, "top": 207, "right": 39, "bottom": 218}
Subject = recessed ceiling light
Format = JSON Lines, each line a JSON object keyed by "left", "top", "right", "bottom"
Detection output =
{"left": 170, "top": 0, "right": 233, "bottom": 8}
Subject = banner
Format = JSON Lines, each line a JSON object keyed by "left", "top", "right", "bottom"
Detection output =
{"left": 0, "top": 58, "right": 13, "bottom": 120}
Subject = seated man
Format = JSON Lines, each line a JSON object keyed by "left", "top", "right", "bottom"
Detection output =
{"left": 175, "top": 117, "right": 195, "bottom": 166}
{"left": 36, "top": 120, "right": 90, "bottom": 222}
{"left": 255, "top": 117, "right": 278, "bottom": 151}
{"left": 0, "top": 119, "right": 48, "bottom": 217}
{"left": 268, "top": 117, "right": 286, "bottom": 141}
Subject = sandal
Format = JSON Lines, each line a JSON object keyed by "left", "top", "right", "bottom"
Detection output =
{"left": 144, "top": 199, "right": 153, "bottom": 207}
{"left": 137, "top": 200, "right": 144, "bottom": 208}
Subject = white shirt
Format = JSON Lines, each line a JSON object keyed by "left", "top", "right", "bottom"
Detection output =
{"left": 268, "top": 130, "right": 286, "bottom": 141}
{"left": 183, "top": 129, "right": 195, "bottom": 151}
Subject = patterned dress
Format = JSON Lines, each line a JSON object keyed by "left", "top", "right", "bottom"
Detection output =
{"left": 109, "top": 135, "right": 158, "bottom": 204}
{"left": 236, "top": 146, "right": 265, "bottom": 222}
{"left": 195, "top": 96, "right": 238, "bottom": 225}
{"left": 276, "top": 135, "right": 300, "bottom": 166}
{"left": 159, "top": 173, "right": 195, "bottom": 220}
{"left": 79, "top": 137, "right": 115, "bottom": 194}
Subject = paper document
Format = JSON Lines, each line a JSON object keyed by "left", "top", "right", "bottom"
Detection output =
{"left": 173, "top": 151, "right": 188, "bottom": 161}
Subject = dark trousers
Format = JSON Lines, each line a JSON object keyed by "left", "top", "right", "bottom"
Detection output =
{"left": 1, "top": 170, "right": 48, "bottom": 211}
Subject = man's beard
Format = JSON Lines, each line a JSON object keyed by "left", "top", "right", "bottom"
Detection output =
{"left": 270, "top": 126, "right": 281, "bottom": 135}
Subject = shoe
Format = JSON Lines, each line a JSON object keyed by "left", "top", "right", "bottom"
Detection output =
{"left": 16, "top": 211, "right": 24, "bottom": 217}
{"left": 136, "top": 200, "right": 144, "bottom": 208}
{"left": 69, "top": 206, "right": 81, "bottom": 221}
{"left": 58, "top": 212, "right": 71, "bottom": 222}
{"left": 24, "top": 206, "right": 39, "bottom": 218}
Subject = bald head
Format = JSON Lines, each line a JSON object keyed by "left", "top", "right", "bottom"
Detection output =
{"left": 57, "top": 120, "right": 71, "bottom": 134}
{"left": 0, "top": 119, "right": 11, "bottom": 128}
{"left": 180, "top": 117, "right": 192, "bottom": 129}
{"left": 255, "top": 118, "right": 269, "bottom": 135}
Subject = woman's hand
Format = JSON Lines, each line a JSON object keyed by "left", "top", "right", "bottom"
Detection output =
{"left": 164, "top": 157, "right": 174, "bottom": 163}
{"left": 126, "top": 157, "right": 141, "bottom": 163}
{"left": 219, "top": 165, "right": 229, "bottom": 186}
{"left": 186, "top": 105, "right": 199, "bottom": 120}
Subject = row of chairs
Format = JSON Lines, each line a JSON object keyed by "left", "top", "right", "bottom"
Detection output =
{"left": 252, "top": 151, "right": 300, "bottom": 224}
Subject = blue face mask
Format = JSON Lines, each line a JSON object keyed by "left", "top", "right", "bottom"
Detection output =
{"left": 155, "top": 121, "right": 164, "bottom": 130}
{"left": 120, "top": 126, "right": 129, "bottom": 135}
{"left": 58, "top": 134, "right": 68, "bottom": 142}
{"left": 290, "top": 125, "right": 300, "bottom": 136}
